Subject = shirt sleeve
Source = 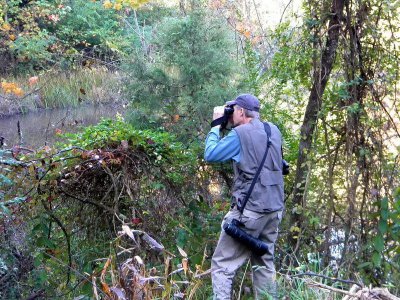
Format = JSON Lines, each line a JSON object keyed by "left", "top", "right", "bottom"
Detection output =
{"left": 204, "top": 127, "right": 240, "bottom": 162}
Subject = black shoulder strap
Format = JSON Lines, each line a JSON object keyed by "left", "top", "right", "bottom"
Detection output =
{"left": 264, "top": 122, "right": 271, "bottom": 140}
{"left": 238, "top": 122, "right": 271, "bottom": 214}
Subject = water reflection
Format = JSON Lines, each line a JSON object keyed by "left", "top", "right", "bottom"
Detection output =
{"left": 0, "top": 104, "right": 125, "bottom": 148}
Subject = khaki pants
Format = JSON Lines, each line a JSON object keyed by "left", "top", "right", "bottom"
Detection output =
{"left": 211, "top": 208, "right": 282, "bottom": 300}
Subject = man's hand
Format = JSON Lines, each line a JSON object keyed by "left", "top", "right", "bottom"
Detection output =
{"left": 213, "top": 106, "right": 225, "bottom": 121}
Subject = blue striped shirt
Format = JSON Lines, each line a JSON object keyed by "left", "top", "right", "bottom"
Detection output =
{"left": 204, "top": 127, "right": 240, "bottom": 162}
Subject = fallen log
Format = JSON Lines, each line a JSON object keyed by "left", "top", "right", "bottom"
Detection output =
{"left": 342, "top": 285, "right": 400, "bottom": 300}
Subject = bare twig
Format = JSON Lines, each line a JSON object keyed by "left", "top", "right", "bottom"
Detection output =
{"left": 17, "top": 120, "right": 24, "bottom": 145}
{"left": 291, "top": 272, "right": 363, "bottom": 288}
{"left": 306, "top": 280, "right": 359, "bottom": 297}
{"left": 279, "top": 0, "right": 294, "bottom": 25}
{"left": 42, "top": 252, "right": 106, "bottom": 297}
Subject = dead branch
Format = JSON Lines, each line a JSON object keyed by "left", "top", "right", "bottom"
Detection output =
{"left": 292, "top": 271, "right": 363, "bottom": 287}
{"left": 306, "top": 281, "right": 400, "bottom": 300}
{"left": 306, "top": 280, "right": 359, "bottom": 297}
{"left": 341, "top": 285, "right": 400, "bottom": 300}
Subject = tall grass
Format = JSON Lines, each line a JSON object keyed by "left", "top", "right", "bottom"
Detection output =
{"left": 0, "top": 67, "right": 123, "bottom": 116}
{"left": 40, "top": 67, "right": 122, "bottom": 108}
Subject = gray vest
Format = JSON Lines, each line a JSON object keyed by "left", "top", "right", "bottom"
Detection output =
{"left": 232, "top": 118, "right": 284, "bottom": 212}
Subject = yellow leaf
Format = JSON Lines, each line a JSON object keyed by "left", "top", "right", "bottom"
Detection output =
{"left": 1, "top": 23, "right": 11, "bottom": 31}
{"left": 114, "top": 3, "right": 122, "bottom": 10}
{"left": 290, "top": 226, "right": 301, "bottom": 233}
{"left": 14, "top": 88, "right": 24, "bottom": 97}
{"left": 103, "top": 1, "right": 113, "bottom": 9}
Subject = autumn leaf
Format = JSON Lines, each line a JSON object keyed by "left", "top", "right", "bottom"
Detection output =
{"left": 103, "top": 1, "right": 113, "bottom": 8}
{"left": 1, "top": 23, "right": 11, "bottom": 31}
{"left": 114, "top": 3, "right": 122, "bottom": 10}
{"left": 14, "top": 88, "right": 24, "bottom": 97}
{"left": 100, "top": 258, "right": 112, "bottom": 296}
{"left": 131, "top": 217, "right": 142, "bottom": 225}
{"left": 182, "top": 258, "right": 189, "bottom": 274}
{"left": 29, "top": 76, "right": 39, "bottom": 86}
{"left": 243, "top": 30, "right": 251, "bottom": 39}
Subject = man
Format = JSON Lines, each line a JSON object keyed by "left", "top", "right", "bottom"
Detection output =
{"left": 204, "top": 94, "right": 284, "bottom": 300}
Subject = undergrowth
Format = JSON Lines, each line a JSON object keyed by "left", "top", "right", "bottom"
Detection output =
{"left": 0, "top": 118, "right": 387, "bottom": 299}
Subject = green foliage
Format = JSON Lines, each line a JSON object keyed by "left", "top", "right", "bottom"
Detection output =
{"left": 124, "top": 7, "right": 240, "bottom": 140}
{"left": 0, "top": 0, "right": 128, "bottom": 73}
{"left": 12, "top": 30, "right": 56, "bottom": 67}
{"left": 54, "top": 0, "right": 129, "bottom": 58}
{"left": 242, "top": 40, "right": 261, "bottom": 96}
{"left": 358, "top": 192, "right": 400, "bottom": 285}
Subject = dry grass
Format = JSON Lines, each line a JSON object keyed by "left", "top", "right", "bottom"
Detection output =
{"left": 0, "top": 67, "right": 124, "bottom": 117}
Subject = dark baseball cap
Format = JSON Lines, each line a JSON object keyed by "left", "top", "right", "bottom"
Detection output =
{"left": 226, "top": 94, "right": 260, "bottom": 112}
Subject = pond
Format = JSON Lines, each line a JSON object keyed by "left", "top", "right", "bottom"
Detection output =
{"left": 0, "top": 104, "right": 125, "bottom": 149}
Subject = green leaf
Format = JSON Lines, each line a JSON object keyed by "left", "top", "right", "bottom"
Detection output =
{"left": 34, "top": 253, "right": 44, "bottom": 267}
{"left": 358, "top": 261, "right": 372, "bottom": 269}
{"left": 373, "top": 235, "right": 385, "bottom": 252}
{"left": 36, "top": 237, "right": 48, "bottom": 247}
{"left": 378, "top": 219, "right": 388, "bottom": 234}
{"left": 381, "top": 198, "right": 389, "bottom": 220}
{"left": 372, "top": 251, "right": 381, "bottom": 267}
{"left": 35, "top": 269, "right": 48, "bottom": 285}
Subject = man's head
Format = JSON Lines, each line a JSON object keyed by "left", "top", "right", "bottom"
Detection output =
{"left": 226, "top": 94, "right": 260, "bottom": 112}
{"left": 226, "top": 94, "right": 260, "bottom": 127}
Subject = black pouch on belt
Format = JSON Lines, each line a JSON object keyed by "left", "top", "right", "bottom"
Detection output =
{"left": 223, "top": 218, "right": 270, "bottom": 256}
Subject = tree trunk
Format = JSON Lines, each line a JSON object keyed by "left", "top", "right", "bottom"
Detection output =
{"left": 289, "top": 0, "right": 346, "bottom": 252}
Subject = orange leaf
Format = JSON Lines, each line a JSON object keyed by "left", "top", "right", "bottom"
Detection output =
{"left": 172, "top": 114, "right": 180, "bottom": 123}
{"left": 100, "top": 258, "right": 112, "bottom": 296}
{"left": 243, "top": 30, "right": 251, "bottom": 39}
{"left": 101, "top": 282, "right": 112, "bottom": 296}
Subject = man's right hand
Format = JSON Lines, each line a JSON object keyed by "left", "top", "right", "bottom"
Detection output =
{"left": 213, "top": 106, "right": 225, "bottom": 121}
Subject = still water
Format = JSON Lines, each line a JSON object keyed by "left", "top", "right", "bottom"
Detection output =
{"left": 0, "top": 104, "right": 125, "bottom": 148}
